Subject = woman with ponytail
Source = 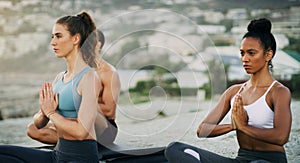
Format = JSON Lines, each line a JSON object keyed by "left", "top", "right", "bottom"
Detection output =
{"left": 0, "top": 11, "right": 107, "bottom": 162}
{"left": 165, "top": 18, "right": 291, "bottom": 163}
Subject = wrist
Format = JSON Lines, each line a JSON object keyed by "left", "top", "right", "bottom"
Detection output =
{"left": 231, "top": 125, "right": 236, "bottom": 131}
{"left": 46, "top": 111, "right": 56, "bottom": 118}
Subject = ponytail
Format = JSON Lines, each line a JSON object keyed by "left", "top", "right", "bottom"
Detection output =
{"left": 56, "top": 11, "right": 99, "bottom": 68}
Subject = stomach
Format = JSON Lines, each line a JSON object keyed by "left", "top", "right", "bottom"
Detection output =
{"left": 237, "top": 131, "right": 285, "bottom": 152}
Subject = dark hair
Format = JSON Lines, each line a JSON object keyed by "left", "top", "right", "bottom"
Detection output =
{"left": 97, "top": 29, "right": 105, "bottom": 49}
{"left": 56, "top": 11, "right": 98, "bottom": 68}
{"left": 243, "top": 18, "right": 276, "bottom": 68}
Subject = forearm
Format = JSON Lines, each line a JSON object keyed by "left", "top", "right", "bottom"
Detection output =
{"left": 99, "top": 103, "right": 116, "bottom": 119}
{"left": 197, "top": 123, "right": 234, "bottom": 138}
{"left": 33, "top": 111, "right": 49, "bottom": 129}
{"left": 48, "top": 113, "right": 90, "bottom": 140}
{"left": 238, "top": 125, "right": 289, "bottom": 146}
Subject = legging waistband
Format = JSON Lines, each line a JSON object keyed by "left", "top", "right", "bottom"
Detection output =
{"left": 237, "top": 148, "right": 287, "bottom": 163}
{"left": 55, "top": 138, "right": 98, "bottom": 154}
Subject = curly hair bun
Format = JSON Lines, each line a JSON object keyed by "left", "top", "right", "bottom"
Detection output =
{"left": 247, "top": 18, "right": 272, "bottom": 33}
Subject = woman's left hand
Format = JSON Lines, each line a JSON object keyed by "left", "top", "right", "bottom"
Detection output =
{"left": 232, "top": 94, "right": 248, "bottom": 130}
{"left": 40, "top": 82, "right": 58, "bottom": 118}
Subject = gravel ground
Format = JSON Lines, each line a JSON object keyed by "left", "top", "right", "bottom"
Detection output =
{"left": 0, "top": 98, "right": 299, "bottom": 162}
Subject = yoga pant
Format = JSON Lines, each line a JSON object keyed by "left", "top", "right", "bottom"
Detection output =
{"left": 0, "top": 145, "right": 54, "bottom": 163}
{"left": 0, "top": 138, "right": 100, "bottom": 163}
{"left": 97, "top": 119, "right": 118, "bottom": 147}
{"left": 165, "top": 142, "right": 287, "bottom": 163}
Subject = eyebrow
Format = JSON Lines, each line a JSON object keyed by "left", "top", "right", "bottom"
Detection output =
{"left": 240, "top": 48, "right": 258, "bottom": 52}
{"left": 52, "top": 32, "right": 62, "bottom": 37}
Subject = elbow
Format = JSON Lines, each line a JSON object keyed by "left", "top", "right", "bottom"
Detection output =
{"left": 197, "top": 123, "right": 206, "bottom": 138}
{"left": 74, "top": 130, "right": 90, "bottom": 141}
{"left": 276, "top": 135, "right": 290, "bottom": 146}
{"left": 26, "top": 123, "right": 35, "bottom": 138}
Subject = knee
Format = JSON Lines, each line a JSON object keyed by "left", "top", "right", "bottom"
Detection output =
{"left": 165, "top": 142, "right": 182, "bottom": 157}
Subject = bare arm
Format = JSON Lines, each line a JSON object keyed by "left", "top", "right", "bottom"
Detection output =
{"left": 233, "top": 85, "right": 292, "bottom": 146}
{"left": 197, "top": 86, "right": 238, "bottom": 137}
{"left": 33, "top": 72, "right": 63, "bottom": 129}
{"left": 33, "top": 110, "right": 49, "bottom": 129}
{"left": 98, "top": 70, "right": 120, "bottom": 120}
{"left": 42, "top": 71, "right": 106, "bottom": 140}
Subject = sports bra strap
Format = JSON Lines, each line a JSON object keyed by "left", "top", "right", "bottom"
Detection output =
{"left": 237, "top": 82, "right": 247, "bottom": 94}
{"left": 263, "top": 80, "right": 277, "bottom": 96}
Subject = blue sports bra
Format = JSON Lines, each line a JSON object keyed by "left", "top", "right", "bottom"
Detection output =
{"left": 53, "top": 66, "right": 92, "bottom": 118}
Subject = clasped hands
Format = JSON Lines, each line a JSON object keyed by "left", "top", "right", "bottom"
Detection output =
{"left": 231, "top": 94, "right": 248, "bottom": 130}
{"left": 39, "top": 82, "right": 58, "bottom": 118}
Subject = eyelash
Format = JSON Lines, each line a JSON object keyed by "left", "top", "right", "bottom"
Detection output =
{"left": 51, "top": 35, "right": 62, "bottom": 39}
{"left": 240, "top": 51, "right": 245, "bottom": 56}
{"left": 240, "top": 51, "right": 255, "bottom": 56}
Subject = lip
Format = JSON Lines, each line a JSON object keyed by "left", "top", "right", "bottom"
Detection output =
{"left": 53, "top": 48, "right": 58, "bottom": 52}
{"left": 243, "top": 65, "right": 251, "bottom": 69}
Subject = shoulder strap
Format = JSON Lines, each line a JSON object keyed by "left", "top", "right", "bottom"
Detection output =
{"left": 72, "top": 66, "right": 93, "bottom": 87}
{"left": 264, "top": 80, "right": 277, "bottom": 96}
{"left": 71, "top": 66, "right": 93, "bottom": 111}
{"left": 237, "top": 82, "right": 247, "bottom": 94}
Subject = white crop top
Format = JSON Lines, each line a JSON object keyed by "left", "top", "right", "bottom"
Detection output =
{"left": 230, "top": 81, "right": 277, "bottom": 129}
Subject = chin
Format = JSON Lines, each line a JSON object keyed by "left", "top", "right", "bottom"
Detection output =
{"left": 244, "top": 70, "right": 253, "bottom": 74}
{"left": 55, "top": 54, "right": 63, "bottom": 58}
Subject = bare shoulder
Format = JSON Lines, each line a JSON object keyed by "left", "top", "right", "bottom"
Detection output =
{"left": 52, "top": 71, "right": 65, "bottom": 84}
{"left": 271, "top": 81, "right": 291, "bottom": 98}
{"left": 82, "top": 69, "right": 100, "bottom": 83}
{"left": 97, "top": 60, "right": 117, "bottom": 72}
{"left": 96, "top": 60, "right": 120, "bottom": 83}
{"left": 225, "top": 83, "right": 244, "bottom": 96}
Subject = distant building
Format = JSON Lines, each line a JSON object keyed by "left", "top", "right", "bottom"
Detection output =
{"left": 273, "top": 50, "right": 300, "bottom": 80}
{"left": 175, "top": 53, "right": 208, "bottom": 89}
{"left": 0, "top": 1, "right": 13, "bottom": 9}
{"left": 203, "top": 46, "right": 300, "bottom": 81}
{"left": 117, "top": 69, "right": 151, "bottom": 92}
{"left": 226, "top": 8, "right": 247, "bottom": 20}
{"left": 197, "top": 25, "right": 226, "bottom": 34}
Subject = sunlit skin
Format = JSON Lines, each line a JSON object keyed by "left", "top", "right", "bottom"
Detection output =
{"left": 197, "top": 36, "right": 291, "bottom": 153}
{"left": 95, "top": 40, "right": 121, "bottom": 120}
{"left": 51, "top": 24, "right": 77, "bottom": 59}
{"left": 240, "top": 37, "right": 272, "bottom": 76}
{"left": 27, "top": 27, "right": 119, "bottom": 144}
{"left": 27, "top": 23, "right": 106, "bottom": 142}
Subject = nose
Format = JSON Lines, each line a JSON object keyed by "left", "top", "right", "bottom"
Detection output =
{"left": 50, "top": 38, "right": 56, "bottom": 46}
{"left": 241, "top": 54, "right": 249, "bottom": 62}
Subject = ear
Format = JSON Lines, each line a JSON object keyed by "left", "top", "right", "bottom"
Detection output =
{"left": 73, "top": 34, "right": 81, "bottom": 45}
{"left": 98, "top": 42, "right": 102, "bottom": 49}
{"left": 265, "top": 49, "right": 274, "bottom": 62}
{"left": 96, "top": 41, "right": 102, "bottom": 50}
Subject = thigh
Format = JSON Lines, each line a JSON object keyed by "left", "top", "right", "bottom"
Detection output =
{"left": 0, "top": 145, "right": 54, "bottom": 163}
{"left": 0, "top": 154, "right": 25, "bottom": 163}
{"left": 165, "top": 142, "right": 237, "bottom": 163}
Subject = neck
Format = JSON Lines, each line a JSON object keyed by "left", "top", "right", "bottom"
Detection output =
{"left": 65, "top": 51, "right": 87, "bottom": 75}
{"left": 249, "top": 69, "right": 274, "bottom": 87}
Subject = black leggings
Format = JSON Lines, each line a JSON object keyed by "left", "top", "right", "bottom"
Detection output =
{"left": 0, "top": 145, "right": 53, "bottom": 163}
{"left": 0, "top": 138, "right": 100, "bottom": 163}
{"left": 164, "top": 142, "right": 287, "bottom": 163}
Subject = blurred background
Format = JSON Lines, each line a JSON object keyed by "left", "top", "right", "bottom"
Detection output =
{"left": 0, "top": 1, "right": 299, "bottom": 158}
{"left": 0, "top": 0, "right": 299, "bottom": 119}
